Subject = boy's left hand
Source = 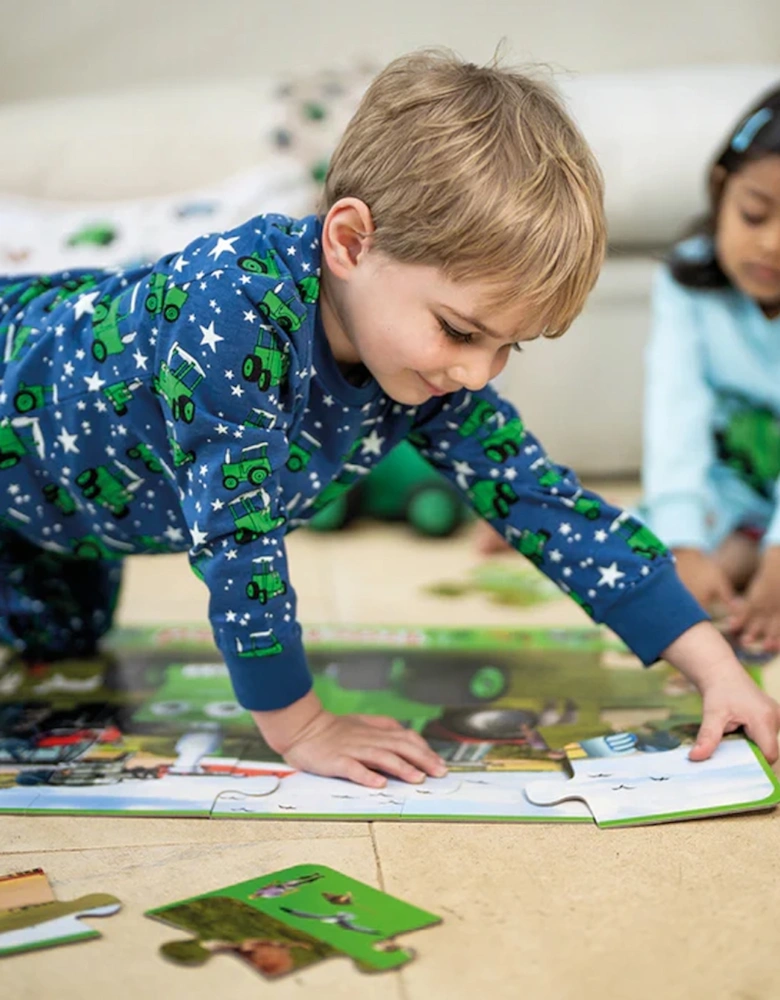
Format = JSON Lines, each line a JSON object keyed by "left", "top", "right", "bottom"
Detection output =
{"left": 728, "top": 546, "right": 780, "bottom": 652}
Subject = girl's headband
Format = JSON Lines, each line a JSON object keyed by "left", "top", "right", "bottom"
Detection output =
{"left": 731, "top": 107, "right": 774, "bottom": 153}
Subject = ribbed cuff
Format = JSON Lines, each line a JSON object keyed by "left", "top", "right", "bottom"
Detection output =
{"left": 220, "top": 625, "right": 313, "bottom": 710}
{"left": 600, "top": 563, "right": 709, "bottom": 665}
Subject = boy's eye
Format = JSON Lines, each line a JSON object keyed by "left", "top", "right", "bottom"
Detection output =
{"left": 439, "top": 319, "right": 474, "bottom": 345}
{"left": 741, "top": 210, "right": 767, "bottom": 226}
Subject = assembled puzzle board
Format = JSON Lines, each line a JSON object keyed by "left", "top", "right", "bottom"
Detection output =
{"left": 0, "top": 624, "right": 777, "bottom": 823}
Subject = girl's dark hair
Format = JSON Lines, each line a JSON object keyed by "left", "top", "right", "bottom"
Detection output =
{"left": 669, "top": 83, "right": 780, "bottom": 289}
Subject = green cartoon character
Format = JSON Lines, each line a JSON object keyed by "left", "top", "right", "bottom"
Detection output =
{"left": 145, "top": 273, "right": 189, "bottom": 322}
{"left": 286, "top": 431, "right": 322, "bottom": 472}
{"left": 228, "top": 488, "right": 285, "bottom": 544}
{"left": 222, "top": 443, "right": 272, "bottom": 490}
{"left": 246, "top": 557, "right": 287, "bottom": 604}
{"left": 242, "top": 327, "right": 291, "bottom": 390}
{"left": 610, "top": 512, "right": 668, "bottom": 560}
{"left": 256, "top": 282, "right": 306, "bottom": 333}
{"left": 237, "top": 249, "right": 282, "bottom": 278}
{"left": 481, "top": 417, "right": 525, "bottom": 463}
{"left": 152, "top": 343, "right": 205, "bottom": 423}
{"left": 468, "top": 480, "right": 519, "bottom": 519}
{"left": 13, "top": 381, "right": 57, "bottom": 414}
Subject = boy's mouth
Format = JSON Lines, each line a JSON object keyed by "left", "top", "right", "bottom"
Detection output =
{"left": 417, "top": 373, "right": 451, "bottom": 396}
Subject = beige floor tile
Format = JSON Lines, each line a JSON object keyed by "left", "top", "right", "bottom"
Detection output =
{"left": 1, "top": 837, "right": 407, "bottom": 1000}
{"left": 373, "top": 816, "right": 780, "bottom": 1000}
{"left": 0, "top": 816, "right": 370, "bottom": 854}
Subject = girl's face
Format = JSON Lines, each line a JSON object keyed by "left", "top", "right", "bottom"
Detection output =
{"left": 715, "top": 154, "right": 780, "bottom": 315}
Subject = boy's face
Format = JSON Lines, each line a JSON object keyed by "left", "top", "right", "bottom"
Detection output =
{"left": 322, "top": 241, "right": 542, "bottom": 406}
{"left": 715, "top": 154, "right": 780, "bottom": 312}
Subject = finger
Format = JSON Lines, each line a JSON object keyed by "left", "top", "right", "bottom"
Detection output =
{"left": 354, "top": 714, "right": 405, "bottom": 731}
{"left": 688, "top": 716, "right": 726, "bottom": 761}
{"left": 744, "top": 713, "right": 780, "bottom": 764}
{"left": 337, "top": 757, "right": 388, "bottom": 788}
{"left": 385, "top": 735, "right": 448, "bottom": 777}
{"left": 742, "top": 616, "right": 768, "bottom": 646}
{"left": 355, "top": 748, "right": 427, "bottom": 784}
{"left": 726, "top": 597, "right": 748, "bottom": 632}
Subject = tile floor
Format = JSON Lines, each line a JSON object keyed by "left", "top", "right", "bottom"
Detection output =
{"left": 4, "top": 491, "right": 780, "bottom": 1000}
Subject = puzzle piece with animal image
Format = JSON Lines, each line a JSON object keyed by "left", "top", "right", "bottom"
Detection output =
{"left": 146, "top": 864, "right": 441, "bottom": 978}
{"left": 523, "top": 735, "right": 780, "bottom": 828}
{"left": 0, "top": 868, "right": 121, "bottom": 957}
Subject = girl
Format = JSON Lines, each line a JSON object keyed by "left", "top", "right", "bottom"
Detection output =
{"left": 641, "top": 84, "right": 780, "bottom": 650}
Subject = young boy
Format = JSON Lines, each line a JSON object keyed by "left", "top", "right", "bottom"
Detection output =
{"left": 0, "top": 51, "right": 778, "bottom": 788}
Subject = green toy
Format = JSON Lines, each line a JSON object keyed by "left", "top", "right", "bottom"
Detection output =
{"left": 308, "top": 441, "right": 469, "bottom": 537}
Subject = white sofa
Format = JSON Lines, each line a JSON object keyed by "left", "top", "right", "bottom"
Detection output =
{"left": 1, "top": 63, "right": 778, "bottom": 474}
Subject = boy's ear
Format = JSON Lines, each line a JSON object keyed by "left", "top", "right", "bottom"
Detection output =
{"left": 321, "top": 198, "right": 375, "bottom": 279}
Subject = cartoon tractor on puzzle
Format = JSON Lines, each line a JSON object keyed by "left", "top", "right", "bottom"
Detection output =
{"left": 242, "top": 324, "right": 292, "bottom": 391}
{"left": 228, "top": 488, "right": 285, "bottom": 544}
{"left": 75, "top": 461, "right": 143, "bottom": 520}
{"left": 222, "top": 443, "right": 272, "bottom": 490}
{"left": 246, "top": 557, "right": 287, "bottom": 604}
{"left": 145, "top": 273, "right": 189, "bottom": 322}
{"left": 152, "top": 342, "right": 206, "bottom": 423}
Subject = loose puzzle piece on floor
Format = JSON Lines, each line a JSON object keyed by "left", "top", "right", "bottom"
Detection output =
{"left": 0, "top": 867, "right": 121, "bottom": 957}
{"left": 524, "top": 735, "right": 780, "bottom": 828}
{"left": 146, "top": 864, "right": 440, "bottom": 978}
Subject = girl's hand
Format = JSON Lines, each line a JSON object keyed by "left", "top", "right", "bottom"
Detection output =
{"left": 252, "top": 690, "right": 448, "bottom": 788}
{"left": 728, "top": 546, "right": 780, "bottom": 652}
{"left": 672, "top": 547, "right": 738, "bottom": 613}
{"left": 662, "top": 621, "right": 780, "bottom": 764}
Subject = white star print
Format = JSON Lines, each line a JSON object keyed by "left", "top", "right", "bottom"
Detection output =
{"left": 72, "top": 291, "right": 100, "bottom": 319}
{"left": 199, "top": 320, "right": 224, "bottom": 352}
{"left": 57, "top": 428, "right": 80, "bottom": 454}
{"left": 360, "top": 429, "right": 385, "bottom": 456}
{"left": 207, "top": 236, "right": 239, "bottom": 260}
{"left": 550, "top": 549, "right": 563, "bottom": 563}
{"left": 173, "top": 256, "right": 189, "bottom": 273}
{"left": 594, "top": 529, "right": 608, "bottom": 542}
{"left": 133, "top": 348, "right": 149, "bottom": 370}
{"left": 559, "top": 523, "right": 572, "bottom": 536}
{"left": 597, "top": 562, "right": 626, "bottom": 588}
{"left": 164, "top": 525, "right": 185, "bottom": 543}
{"left": 83, "top": 371, "right": 106, "bottom": 392}
{"left": 190, "top": 522, "right": 209, "bottom": 547}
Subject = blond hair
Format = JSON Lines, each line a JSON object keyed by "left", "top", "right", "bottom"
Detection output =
{"left": 322, "top": 50, "right": 605, "bottom": 337}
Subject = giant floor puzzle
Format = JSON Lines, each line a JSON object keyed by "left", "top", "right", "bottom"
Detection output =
{"left": 0, "top": 625, "right": 777, "bottom": 824}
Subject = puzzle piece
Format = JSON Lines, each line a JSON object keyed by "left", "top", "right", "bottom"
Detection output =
{"left": 524, "top": 736, "right": 780, "bottom": 827}
{"left": 0, "top": 868, "right": 120, "bottom": 958}
{"left": 147, "top": 864, "right": 440, "bottom": 978}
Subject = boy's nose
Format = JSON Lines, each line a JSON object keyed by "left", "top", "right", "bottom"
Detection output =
{"left": 448, "top": 354, "right": 496, "bottom": 392}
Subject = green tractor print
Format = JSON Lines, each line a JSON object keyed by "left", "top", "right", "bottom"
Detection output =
{"left": 102, "top": 378, "right": 142, "bottom": 417}
{"left": 308, "top": 463, "right": 369, "bottom": 514}
{"left": 286, "top": 431, "right": 321, "bottom": 472}
{"left": 91, "top": 293, "right": 132, "bottom": 362}
{"left": 457, "top": 398, "right": 498, "bottom": 438}
{"left": 144, "top": 273, "right": 189, "bottom": 322}
{"left": 561, "top": 488, "right": 601, "bottom": 520}
{"left": 567, "top": 588, "right": 594, "bottom": 617}
{"left": 297, "top": 274, "right": 320, "bottom": 304}
{"left": 169, "top": 436, "right": 196, "bottom": 467}
{"left": 237, "top": 249, "right": 282, "bottom": 278}
{"left": 126, "top": 443, "right": 164, "bottom": 474}
{"left": 242, "top": 326, "right": 291, "bottom": 391}
{"left": 221, "top": 442, "right": 271, "bottom": 490}
{"left": 13, "top": 381, "right": 57, "bottom": 414}
{"left": 256, "top": 281, "right": 306, "bottom": 333}
{"left": 0, "top": 419, "right": 28, "bottom": 469}
{"left": 70, "top": 534, "right": 130, "bottom": 560}
{"left": 516, "top": 528, "right": 551, "bottom": 566}
{"left": 715, "top": 407, "right": 780, "bottom": 499}
{"left": 236, "top": 629, "right": 283, "bottom": 658}
{"left": 66, "top": 223, "right": 117, "bottom": 247}
{"left": 482, "top": 417, "right": 525, "bottom": 463}
{"left": 530, "top": 457, "right": 564, "bottom": 489}
{"left": 228, "top": 488, "right": 285, "bottom": 545}
{"left": 244, "top": 406, "right": 278, "bottom": 433}
{"left": 246, "top": 557, "right": 287, "bottom": 604}
{"left": 42, "top": 482, "right": 78, "bottom": 516}
{"left": 5, "top": 324, "right": 36, "bottom": 363}
{"left": 609, "top": 511, "right": 668, "bottom": 560}
{"left": 468, "top": 479, "right": 520, "bottom": 520}
{"left": 75, "top": 463, "right": 141, "bottom": 520}
{"left": 152, "top": 343, "right": 205, "bottom": 423}
{"left": 44, "top": 275, "right": 97, "bottom": 312}
{"left": 190, "top": 545, "right": 214, "bottom": 582}
{"left": 13, "top": 276, "right": 53, "bottom": 308}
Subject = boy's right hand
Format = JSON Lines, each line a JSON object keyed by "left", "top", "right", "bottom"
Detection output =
{"left": 252, "top": 690, "right": 448, "bottom": 788}
{"left": 672, "top": 547, "right": 738, "bottom": 613}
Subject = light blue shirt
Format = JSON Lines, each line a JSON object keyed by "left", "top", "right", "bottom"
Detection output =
{"left": 643, "top": 256, "right": 780, "bottom": 549}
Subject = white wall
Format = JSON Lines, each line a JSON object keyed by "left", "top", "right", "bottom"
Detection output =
{"left": 2, "top": 0, "right": 780, "bottom": 103}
